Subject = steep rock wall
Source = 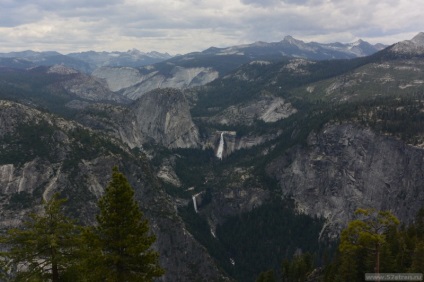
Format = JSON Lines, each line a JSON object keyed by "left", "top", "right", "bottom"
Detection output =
{"left": 267, "top": 123, "right": 424, "bottom": 237}
{"left": 93, "top": 66, "right": 219, "bottom": 100}
{"left": 119, "top": 88, "right": 200, "bottom": 148}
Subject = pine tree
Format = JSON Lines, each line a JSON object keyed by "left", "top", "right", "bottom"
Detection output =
{"left": 339, "top": 209, "right": 399, "bottom": 277}
{"left": 256, "top": 269, "right": 276, "bottom": 282}
{"left": 409, "top": 208, "right": 424, "bottom": 272}
{"left": 410, "top": 241, "right": 424, "bottom": 272}
{"left": 0, "top": 193, "right": 81, "bottom": 282}
{"left": 281, "top": 253, "right": 314, "bottom": 282}
{"left": 81, "top": 166, "right": 164, "bottom": 281}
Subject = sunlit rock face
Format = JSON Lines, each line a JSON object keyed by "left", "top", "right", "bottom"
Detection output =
{"left": 118, "top": 88, "right": 200, "bottom": 149}
{"left": 93, "top": 66, "right": 219, "bottom": 100}
{"left": 208, "top": 95, "right": 297, "bottom": 126}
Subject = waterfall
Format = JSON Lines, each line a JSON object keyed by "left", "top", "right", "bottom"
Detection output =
{"left": 192, "top": 195, "right": 198, "bottom": 213}
{"left": 216, "top": 132, "right": 224, "bottom": 160}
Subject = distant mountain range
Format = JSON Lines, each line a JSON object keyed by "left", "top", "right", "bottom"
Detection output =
{"left": 0, "top": 36, "right": 386, "bottom": 74}
{"left": 67, "top": 49, "right": 173, "bottom": 71}
{"left": 201, "top": 35, "right": 386, "bottom": 60}
{"left": 0, "top": 49, "right": 172, "bottom": 73}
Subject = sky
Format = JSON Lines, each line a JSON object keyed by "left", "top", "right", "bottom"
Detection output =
{"left": 0, "top": 0, "right": 423, "bottom": 55}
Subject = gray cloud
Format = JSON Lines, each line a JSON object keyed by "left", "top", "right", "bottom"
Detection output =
{"left": 0, "top": 0, "right": 422, "bottom": 54}
{"left": 241, "top": 0, "right": 318, "bottom": 7}
{"left": 241, "top": 0, "right": 281, "bottom": 7}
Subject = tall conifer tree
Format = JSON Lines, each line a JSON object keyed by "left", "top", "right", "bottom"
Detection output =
{"left": 82, "top": 166, "right": 164, "bottom": 281}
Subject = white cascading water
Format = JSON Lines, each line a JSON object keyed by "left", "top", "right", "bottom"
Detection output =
{"left": 216, "top": 132, "right": 224, "bottom": 160}
{"left": 210, "top": 229, "right": 216, "bottom": 238}
{"left": 192, "top": 195, "right": 198, "bottom": 213}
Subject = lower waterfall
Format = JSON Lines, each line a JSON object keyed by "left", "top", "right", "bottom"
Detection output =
{"left": 192, "top": 195, "right": 198, "bottom": 213}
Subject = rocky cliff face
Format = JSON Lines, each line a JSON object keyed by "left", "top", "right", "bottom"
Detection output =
{"left": 0, "top": 100, "right": 228, "bottom": 281}
{"left": 118, "top": 88, "right": 200, "bottom": 148}
{"left": 204, "top": 130, "right": 283, "bottom": 158}
{"left": 390, "top": 32, "right": 424, "bottom": 55}
{"left": 208, "top": 95, "right": 297, "bottom": 126}
{"left": 267, "top": 123, "right": 424, "bottom": 237}
{"left": 93, "top": 65, "right": 219, "bottom": 100}
{"left": 44, "top": 65, "right": 129, "bottom": 103}
{"left": 92, "top": 66, "right": 145, "bottom": 92}
{"left": 120, "top": 66, "right": 219, "bottom": 100}
{"left": 70, "top": 88, "right": 201, "bottom": 149}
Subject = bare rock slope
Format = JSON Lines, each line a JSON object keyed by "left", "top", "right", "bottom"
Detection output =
{"left": 267, "top": 123, "right": 424, "bottom": 237}
{"left": 93, "top": 66, "right": 219, "bottom": 100}
{"left": 118, "top": 88, "right": 200, "bottom": 148}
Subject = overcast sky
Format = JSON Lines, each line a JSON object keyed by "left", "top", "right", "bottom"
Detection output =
{"left": 0, "top": 0, "right": 422, "bottom": 55}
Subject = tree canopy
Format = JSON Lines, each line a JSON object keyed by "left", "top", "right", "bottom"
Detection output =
{"left": 339, "top": 208, "right": 400, "bottom": 276}
{"left": 0, "top": 193, "right": 81, "bottom": 282}
{"left": 80, "top": 166, "right": 164, "bottom": 281}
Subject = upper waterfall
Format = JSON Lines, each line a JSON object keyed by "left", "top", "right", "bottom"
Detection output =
{"left": 216, "top": 132, "right": 224, "bottom": 160}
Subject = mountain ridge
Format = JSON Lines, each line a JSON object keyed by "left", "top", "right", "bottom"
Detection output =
{"left": 199, "top": 35, "right": 386, "bottom": 60}
{"left": 0, "top": 36, "right": 385, "bottom": 75}
{"left": 0, "top": 49, "right": 173, "bottom": 73}
{"left": 389, "top": 32, "right": 424, "bottom": 55}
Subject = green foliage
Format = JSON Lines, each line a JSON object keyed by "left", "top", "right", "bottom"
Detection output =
{"left": 323, "top": 208, "right": 424, "bottom": 282}
{"left": 7, "top": 192, "right": 34, "bottom": 209}
{"left": 281, "top": 252, "right": 314, "bottom": 282}
{"left": 0, "top": 68, "right": 77, "bottom": 117}
{"left": 190, "top": 56, "right": 370, "bottom": 118}
{"left": 216, "top": 200, "right": 324, "bottom": 282}
{"left": 410, "top": 241, "right": 424, "bottom": 272}
{"left": 256, "top": 269, "right": 277, "bottom": 282}
{"left": 0, "top": 168, "right": 165, "bottom": 282}
{"left": 165, "top": 53, "right": 254, "bottom": 75}
{"left": 339, "top": 209, "right": 399, "bottom": 253}
{"left": 78, "top": 167, "right": 164, "bottom": 281}
{"left": 63, "top": 128, "right": 126, "bottom": 172}
{"left": 0, "top": 121, "right": 55, "bottom": 166}
{"left": 173, "top": 148, "right": 215, "bottom": 190}
{"left": 407, "top": 208, "right": 424, "bottom": 272}
{"left": 337, "top": 209, "right": 399, "bottom": 279}
{"left": 177, "top": 204, "right": 231, "bottom": 273}
{"left": 0, "top": 193, "right": 81, "bottom": 282}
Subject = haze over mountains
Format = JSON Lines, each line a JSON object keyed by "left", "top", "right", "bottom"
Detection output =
{"left": 0, "top": 35, "right": 385, "bottom": 73}
{"left": 0, "top": 49, "right": 172, "bottom": 73}
{"left": 1, "top": 33, "right": 424, "bottom": 281}
{"left": 202, "top": 35, "right": 385, "bottom": 59}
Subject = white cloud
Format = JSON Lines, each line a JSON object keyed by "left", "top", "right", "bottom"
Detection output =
{"left": 0, "top": 0, "right": 422, "bottom": 54}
